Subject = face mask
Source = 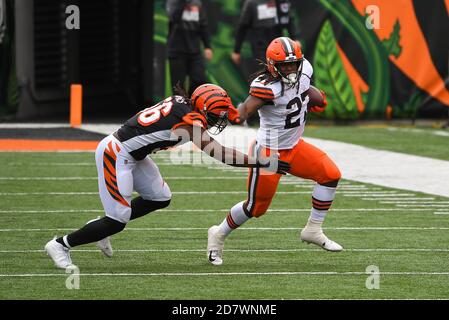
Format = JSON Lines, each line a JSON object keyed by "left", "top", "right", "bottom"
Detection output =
{"left": 282, "top": 73, "right": 298, "bottom": 84}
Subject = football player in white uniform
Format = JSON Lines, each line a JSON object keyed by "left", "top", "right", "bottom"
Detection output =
{"left": 44, "top": 84, "right": 290, "bottom": 269}
{"left": 207, "top": 37, "right": 343, "bottom": 265}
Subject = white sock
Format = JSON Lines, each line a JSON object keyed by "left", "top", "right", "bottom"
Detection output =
{"left": 62, "top": 235, "right": 72, "bottom": 249}
{"left": 309, "top": 183, "right": 336, "bottom": 223}
{"left": 218, "top": 201, "right": 251, "bottom": 236}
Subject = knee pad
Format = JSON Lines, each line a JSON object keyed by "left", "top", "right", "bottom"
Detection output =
{"left": 151, "top": 182, "right": 172, "bottom": 201}
{"left": 161, "top": 182, "right": 172, "bottom": 200}
{"left": 247, "top": 198, "right": 272, "bottom": 218}
{"left": 319, "top": 157, "right": 342, "bottom": 184}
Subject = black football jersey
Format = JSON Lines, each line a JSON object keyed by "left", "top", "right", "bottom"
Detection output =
{"left": 114, "top": 95, "right": 207, "bottom": 160}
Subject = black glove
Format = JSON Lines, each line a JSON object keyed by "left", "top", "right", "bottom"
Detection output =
{"left": 257, "top": 155, "right": 291, "bottom": 175}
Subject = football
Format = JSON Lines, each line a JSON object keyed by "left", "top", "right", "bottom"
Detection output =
{"left": 307, "top": 85, "right": 325, "bottom": 107}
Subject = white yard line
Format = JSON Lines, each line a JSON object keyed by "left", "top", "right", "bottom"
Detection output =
{"left": 380, "top": 201, "right": 449, "bottom": 204}
{"left": 362, "top": 197, "right": 435, "bottom": 201}
{"left": 0, "top": 176, "right": 246, "bottom": 181}
{"left": 343, "top": 194, "right": 416, "bottom": 197}
{"left": 1, "top": 271, "right": 448, "bottom": 277}
{"left": 1, "top": 248, "right": 449, "bottom": 254}
{"left": 395, "top": 204, "right": 449, "bottom": 208}
{"left": 0, "top": 191, "right": 400, "bottom": 196}
{"left": 1, "top": 226, "right": 448, "bottom": 232}
{"left": 0, "top": 208, "right": 437, "bottom": 214}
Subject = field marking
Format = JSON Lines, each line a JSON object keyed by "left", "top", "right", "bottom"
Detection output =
{"left": 1, "top": 248, "right": 449, "bottom": 254}
{"left": 1, "top": 271, "right": 449, "bottom": 277}
{"left": 6, "top": 162, "right": 211, "bottom": 167}
{"left": 343, "top": 194, "right": 416, "bottom": 197}
{"left": 7, "top": 162, "right": 250, "bottom": 167}
{"left": 0, "top": 191, "right": 400, "bottom": 196}
{"left": 1, "top": 226, "right": 448, "bottom": 232}
{"left": 380, "top": 201, "right": 449, "bottom": 204}
{"left": 394, "top": 204, "right": 449, "bottom": 208}
{"left": 434, "top": 212, "right": 449, "bottom": 215}
{"left": 362, "top": 197, "right": 435, "bottom": 201}
{"left": 0, "top": 209, "right": 104, "bottom": 213}
{"left": 7, "top": 163, "right": 94, "bottom": 166}
{"left": 0, "top": 176, "right": 250, "bottom": 181}
{"left": 0, "top": 208, "right": 439, "bottom": 214}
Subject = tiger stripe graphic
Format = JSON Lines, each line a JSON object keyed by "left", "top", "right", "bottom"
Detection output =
{"left": 103, "top": 141, "right": 129, "bottom": 207}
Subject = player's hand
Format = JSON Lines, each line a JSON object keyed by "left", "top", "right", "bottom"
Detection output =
{"left": 204, "top": 48, "right": 213, "bottom": 61}
{"left": 231, "top": 52, "right": 241, "bottom": 65}
{"left": 257, "top": 154, "right": 291, "bottom": 175}
{"left": 228, "top": 105, "right": 241, "bottom": 124}
{"left": 308, "top": 89, "right": 328, "bottom": 113}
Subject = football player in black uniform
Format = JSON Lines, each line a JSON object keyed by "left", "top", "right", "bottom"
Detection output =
{"left": 45, "top": 83, "right": 290, "bottom": 269}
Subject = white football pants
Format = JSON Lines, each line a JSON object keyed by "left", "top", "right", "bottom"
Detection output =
{"left": 95, "top": 134, "right": 172, "bottom": 223}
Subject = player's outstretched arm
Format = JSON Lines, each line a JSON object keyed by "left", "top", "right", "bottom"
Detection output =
{"left": 176, "top": 125, "right": 290, "bottom": 174}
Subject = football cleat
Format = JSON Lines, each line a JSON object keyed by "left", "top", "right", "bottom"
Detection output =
{"left": 97, "top": 236, "right": 113, "bottom": 258}
{"left": 86, "top": 216, "right": 113, "bottom": 257}
{"left": 45, "top": 238, "right": 76, "bottom": 269}
{"left": 300, "top": 220, "right": 343, "bottom": 252}
{"left": 207, "top": 225, "right": 225, "bottom": 265}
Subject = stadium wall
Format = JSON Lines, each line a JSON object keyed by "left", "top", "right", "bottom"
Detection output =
{"left": 153, "top": 0, "right": 449, "bottom": 120}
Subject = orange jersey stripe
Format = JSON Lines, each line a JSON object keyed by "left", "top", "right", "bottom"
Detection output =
{"left": 250, "top": 86, "right": 274, "bottom": 94}
{"left": 250, "top": 92, "right": 275, "bottom": 100}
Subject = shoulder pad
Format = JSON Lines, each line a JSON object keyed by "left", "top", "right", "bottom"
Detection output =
{"left": 172, "top": 112, "right": 207, "bottom": 130}
{"left": 249, "top": 77, "right": 279, "bottom": 100}
{"left": 302, "top": 58, "right": 313, "bottom": 79}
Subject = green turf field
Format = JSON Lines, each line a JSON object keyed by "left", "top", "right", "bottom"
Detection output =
{"left": 304, "top": 125, "right": 449, "bottom": 161}
{"left": 0, "top": 150, "right": 448, "bottom": 299}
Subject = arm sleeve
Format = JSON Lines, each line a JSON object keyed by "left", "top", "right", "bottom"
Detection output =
{"left": 233, "top": 1, "right": 253, "bottom": 53}
{"left": 249, "top": 86, "right": 275, "bottom": 101}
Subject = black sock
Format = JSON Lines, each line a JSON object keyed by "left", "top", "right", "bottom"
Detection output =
{"left": 56, "top": 216, "right": 126, "bottom": 248}
{"left": 56, "top": 237, "right": 68, "bottom": 248}
{"left": 130, "top": 196, "right": 171, "bottom": 220}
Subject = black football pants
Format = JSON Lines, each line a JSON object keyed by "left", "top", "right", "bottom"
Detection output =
{"left": 169, "top": 54, "right": 207, "bottom": 96}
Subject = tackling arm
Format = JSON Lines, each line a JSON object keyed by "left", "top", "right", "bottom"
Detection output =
{"left": 174, "top": 125, "right": 290, "bottom": 174}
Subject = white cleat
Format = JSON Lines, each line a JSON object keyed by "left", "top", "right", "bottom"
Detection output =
{"left": 300, "top": 227, "right": 343, "bottom": 252}
{"left": 97, "top": 237, "right": 113, "bottom": 258}
{"left": 86, "top": 216, "right": 113, "bottom": 258}
{"left": 45, "top": 238, "right": 76, "bottom": 269}
{"left": 207, "top": 225, "right": 225, "bottom": 266}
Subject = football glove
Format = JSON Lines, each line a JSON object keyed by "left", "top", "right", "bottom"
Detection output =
{"left": 227, "top": 105, "right": 241, "bottom": 124}
{"left": 308, "top": 89, "right": 328, "bottom": 113}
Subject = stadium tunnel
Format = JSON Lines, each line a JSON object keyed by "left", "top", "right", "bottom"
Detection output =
{"left": 13, "top": 0, "right": 154, "bottom": 121}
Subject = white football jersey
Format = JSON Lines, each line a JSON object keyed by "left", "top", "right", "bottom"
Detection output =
{"left": 249, "top": 58, "right": 313, "bottom": 150}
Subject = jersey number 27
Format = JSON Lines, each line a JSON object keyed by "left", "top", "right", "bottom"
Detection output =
{"left": 284, "top": 91, "right": 309, "bottom": 129}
